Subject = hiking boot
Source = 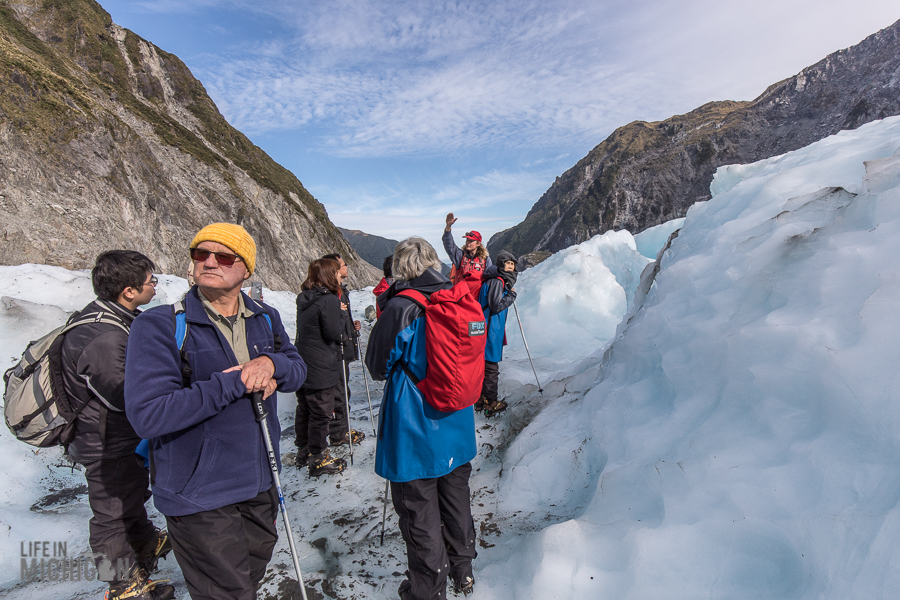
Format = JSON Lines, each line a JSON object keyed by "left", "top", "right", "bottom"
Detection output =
{"left": 474, "top": 395, "right": 487, "bottom": 412}
{"left": 283, "top": 448, "right": 308, "bottom": 468}
{"left": 135, "top": 528, "right": 172, "bottom": 573}
{"left": 329, "top": 429, "right": 365, "bottom": 446}
{"left": 451, "top": 574, "right": 475, "bottom": 596}
{"left": 483, "top": 399, "right": 508, "bottom": 418}
{"left": 106, "top": 566, "right": 175, "bottom": 600}
{"left": 309, "top": 450, "right": 346, "bottom": 477}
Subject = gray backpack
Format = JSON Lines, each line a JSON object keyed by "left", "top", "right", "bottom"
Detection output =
{"left": 3, "top": 313, "right": 128, "bottom": 447}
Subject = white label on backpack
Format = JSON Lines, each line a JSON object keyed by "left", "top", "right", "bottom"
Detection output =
{"left": 468, "top": 321, "right": 485, "bottom": 336}
{"left": 449, "top": 457, "right": 454, "bottom": 468}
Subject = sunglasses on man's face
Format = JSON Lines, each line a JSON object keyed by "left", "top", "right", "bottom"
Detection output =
{"left": 190, "top": 247, "right": 242, "bottom": 266}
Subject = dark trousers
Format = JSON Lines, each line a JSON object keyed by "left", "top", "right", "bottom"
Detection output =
{"left": 391, "top": 463, "right": 477, "bottom": 600}
{"left": 482, "top": 361, "right": 500, "bottom": 402}
{"left": 295, "top": 387, "right": 338, "bottom": 455}
{"left": 165, "top": 486, "right": 278, "bottom": 600}
{"left": 331, "top": 360, "right": 352, "bottom": 440}
{"left": 83, "top": 455, "right": 158, "bottom": 584}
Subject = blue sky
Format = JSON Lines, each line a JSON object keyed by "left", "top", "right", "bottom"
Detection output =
{"left": 98, "top": 0, "right": 899, "bottom": 255}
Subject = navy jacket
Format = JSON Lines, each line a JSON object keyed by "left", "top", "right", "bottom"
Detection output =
{"left": 124, "top": 287, "right": 306, "bottom": 516}
{"left": 366, "top": 268, "right": 477, "bottom": 482}
{"left": 337, "top": 286, "right": 360, "bottom": 361}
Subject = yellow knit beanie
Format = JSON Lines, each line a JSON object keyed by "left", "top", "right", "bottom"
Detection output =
{"left": 190, "top": 223, "right": 257, "bottom": 275}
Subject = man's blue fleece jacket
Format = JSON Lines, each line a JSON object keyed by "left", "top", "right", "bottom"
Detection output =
{"left": 124, "top": 287, "right": 306, "bottom": 516}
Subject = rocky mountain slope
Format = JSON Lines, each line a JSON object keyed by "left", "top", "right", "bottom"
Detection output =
{"left": 337, "top": 227, "right": 452, "bottom": 277}
{"left": 0, "top": 0, "right": 379, "bottom": 291}
{"left": 337, "top": 227, "right": 397, "bottom": 270}
{"left": 488, "top": 18, "right": 900, "bottom": 257}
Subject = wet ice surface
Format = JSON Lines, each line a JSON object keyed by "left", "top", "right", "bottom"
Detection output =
{"left": 4, "top": 116, "right": 900, "bottom": 599}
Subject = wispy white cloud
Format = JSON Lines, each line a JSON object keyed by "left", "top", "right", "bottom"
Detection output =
{"left": 185, "top": 0, "right": 899, "bottom": 159}
{"left": 186, "top": 1, "right": 644, "bottom": 154}
{"left": 126, "top": 0, "right": 900, "bottom": 157}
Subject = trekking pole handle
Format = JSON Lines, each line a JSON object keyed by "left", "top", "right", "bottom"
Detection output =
{"left": 251, "top": 391, "right": 267, "bottom": 422}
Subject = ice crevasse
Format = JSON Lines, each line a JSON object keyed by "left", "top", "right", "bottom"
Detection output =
{"left": 479, "top": 116, "right": 900, "bottom": 600}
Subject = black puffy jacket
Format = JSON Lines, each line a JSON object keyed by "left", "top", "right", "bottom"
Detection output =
{"left": 60, "top": 300, "right": 140, "bottom": 463}
{"left": 338, "top": 286, "right": 360, "bottom": 361}
{"left": 295, "top": 287, "right": 343, "bottom": 390}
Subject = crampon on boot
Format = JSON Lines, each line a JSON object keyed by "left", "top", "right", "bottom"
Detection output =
{"left": 483, "top": 399, "right": 507, "bottom": 418}
{"left": 105, "top": 565, "right": 175, "bottom": 600}
{"left": 135, "top": 528, "right": 172, "bottom": 573}
{"left": 283, "top": 447, "right": 309, "bottom": 468}
{"left": 329, "top": 429, "right": 365, "bottom": 446}
{"left": 309, "top": 450, "right": 346, "bottom": 477}
{"left": 452, "top": 574, "right": 475, "bottom": 596}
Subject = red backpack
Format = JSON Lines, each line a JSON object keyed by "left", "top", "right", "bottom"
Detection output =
{"left": 397, "top": 283, "right": 487, "bottom": 411}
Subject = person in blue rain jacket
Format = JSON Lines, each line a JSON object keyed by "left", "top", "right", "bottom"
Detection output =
{"left": 366, "top": 236, "right": 478, "bottom": 599}
{"left": 476, "top": 250, "right": 518, "bottom": 417}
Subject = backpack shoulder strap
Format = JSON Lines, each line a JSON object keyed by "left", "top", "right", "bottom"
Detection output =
{"left": 249, "top": 299, "right": 281, "bottom": 352}
{"left": 397, "top": 289, "right": 428, "bottom": 309}
{"left": 61, "top": 313, "right": 130, "bottom": 337}
{"left": 171, "top": 301, "right": 192, "bottom": 387}
{"left": 172, "top": 301, "right": 189, "bottom": 350}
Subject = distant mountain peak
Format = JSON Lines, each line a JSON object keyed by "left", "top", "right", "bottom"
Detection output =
{"left": 488, "top": 18, "right": 900, "bottom": 258}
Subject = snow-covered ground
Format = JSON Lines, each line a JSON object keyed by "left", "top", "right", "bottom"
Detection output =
{"left": 3, "top": 115, "right": 900, "bottom": 599}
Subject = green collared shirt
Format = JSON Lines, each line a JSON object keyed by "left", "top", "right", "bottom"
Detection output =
{"left": 197, "top": 289, "right": 252, "bottom": 365}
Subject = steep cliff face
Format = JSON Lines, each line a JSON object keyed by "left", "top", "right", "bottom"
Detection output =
{"left": 488, "top": 19, "right": 900, "bottom": 257}
{"left": 0, "top": 0, "right": 379, "bottom": 291}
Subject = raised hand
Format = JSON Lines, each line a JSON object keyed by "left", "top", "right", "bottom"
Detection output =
{"left": 445, "top": 212, "right": 458, "bottom": 231}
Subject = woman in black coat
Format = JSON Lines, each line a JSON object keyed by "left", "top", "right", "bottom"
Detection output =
{"left": 294, "top": 258, "right": 346, "bottom": 476}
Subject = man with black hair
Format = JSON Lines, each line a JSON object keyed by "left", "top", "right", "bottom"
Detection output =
{"left": 61, "top": 250, "right": 174, "bottom": 600}
{"left": 321, "top": 253, "right": 365, "bottom": 447}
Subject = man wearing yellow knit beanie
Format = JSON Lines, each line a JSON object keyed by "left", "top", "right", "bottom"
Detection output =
{"left": 124, "top": 223, "right": 308, "bottom": 600}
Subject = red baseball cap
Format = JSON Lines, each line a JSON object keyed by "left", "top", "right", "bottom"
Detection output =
{"left": 463, "top": 231, "right": 482, "bottom": 242}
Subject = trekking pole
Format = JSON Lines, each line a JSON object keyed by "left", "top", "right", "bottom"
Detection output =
{"left": 353, "top": 326, "right": 378, "bottom": 437}
{"left": 251, "top": 392, "right": 309, "bottom": 600}
{"left": 380, "top": 479, "right": 390, "bottom": 546}
{"left": 360, "top": 362, "right": 377, "bottom": 437}
{"left": 339, "top": 337, "right": 354, "bottom": 466}
{"left": 513, "top": 302, "right": 543, "bottom": 395}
